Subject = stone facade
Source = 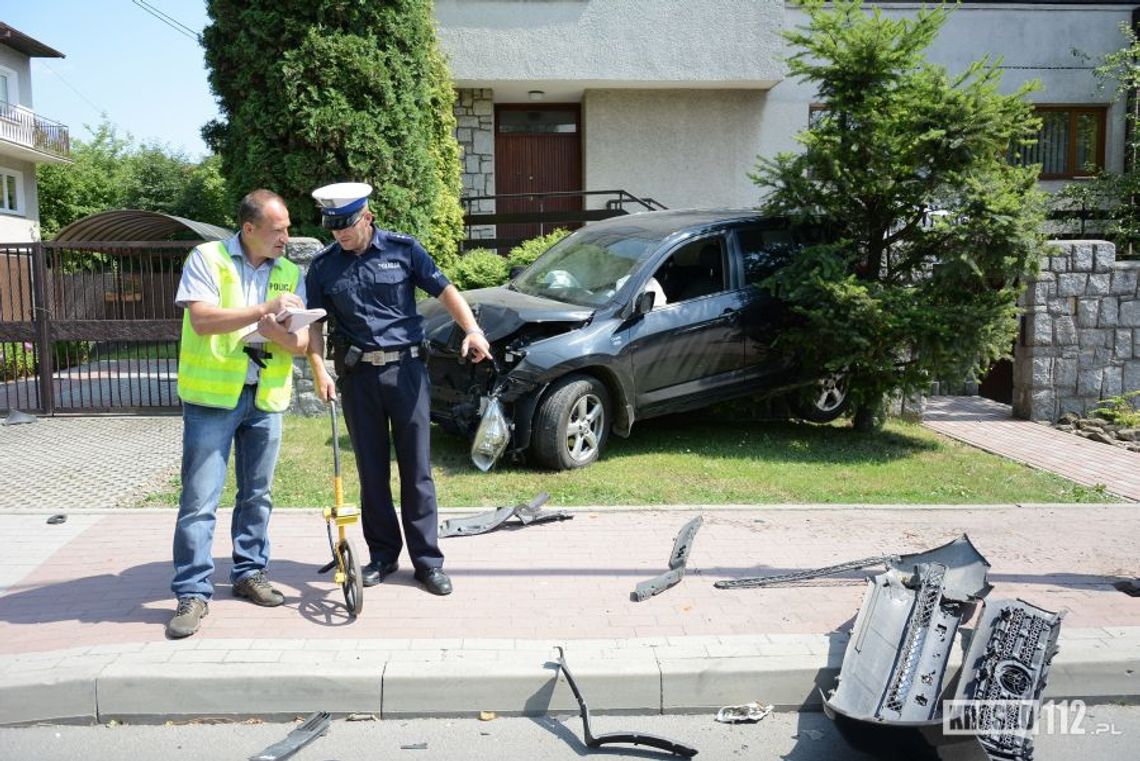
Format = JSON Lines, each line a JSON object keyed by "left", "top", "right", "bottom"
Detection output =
{"left": 1013, "top": 240, "right": 1140, "bottom": 421}
{"left": 454, "top": 88, "right": 496, "bottom": 243}
{"left": 282, "top": 237, "right": 330, "bottom": 417}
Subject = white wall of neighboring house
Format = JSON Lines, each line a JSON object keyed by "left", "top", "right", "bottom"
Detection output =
{"left": 0, "top": 40, "right": 45, "bottom": 241}
{"left": 779, "top": 3, "right": 1134, "bottom": 194}
{"left": 436, "top": 1, "right": 1135, "bottom": 211}
{"left": 583, "top": 89, "right": 769, "bottom": 209}
{"left": 436, "top": 0, "right": 785, "bottom": 95}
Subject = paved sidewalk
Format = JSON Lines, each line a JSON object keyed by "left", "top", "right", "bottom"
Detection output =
{"left": 0, "top": 415, "right": 181, "bottom": 511}
{"left": 0, "top": 504, "right": 1136, "bottom": 724}
{"left": 923, "top": 396, "right": 1140, "bottom": 501}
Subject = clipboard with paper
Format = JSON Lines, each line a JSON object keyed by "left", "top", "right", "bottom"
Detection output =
{"left": 241, "top": 307, "right": 326, "bottom": 343}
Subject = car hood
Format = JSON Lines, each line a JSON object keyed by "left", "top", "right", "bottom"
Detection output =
{"left": 421, "top": 286, "right": 594, "bottom": 343}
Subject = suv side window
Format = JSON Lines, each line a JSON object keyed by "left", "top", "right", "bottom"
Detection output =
{"left": 656, "top": 236, "right": 728, "bottom": 304}
{"left": 737, "top": 226, "right": 799, "bottom": 287}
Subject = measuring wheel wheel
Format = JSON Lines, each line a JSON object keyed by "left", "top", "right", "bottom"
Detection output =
{"left": 338, "top": 539, "right": 364, "bottom": 617}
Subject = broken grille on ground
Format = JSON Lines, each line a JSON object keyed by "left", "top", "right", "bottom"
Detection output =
{"left": 820, "top": 534, "right": 1062, "bottom": 761}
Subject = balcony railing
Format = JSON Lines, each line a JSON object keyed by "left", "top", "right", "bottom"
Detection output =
{"left": 0, "top": 102, "right": 70, "bottom": 160}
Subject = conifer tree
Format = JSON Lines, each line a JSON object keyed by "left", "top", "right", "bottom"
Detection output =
{"left": 753, "top": 0, "right": 1046, "bottom": 429}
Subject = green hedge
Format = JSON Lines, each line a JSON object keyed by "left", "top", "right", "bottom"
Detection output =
{"left": 442, "top": 229, "right": 573, "bottom": 291}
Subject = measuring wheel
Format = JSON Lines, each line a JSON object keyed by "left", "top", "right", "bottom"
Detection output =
{"left": 338, "top": 539, "right": 364, "bottom": 617}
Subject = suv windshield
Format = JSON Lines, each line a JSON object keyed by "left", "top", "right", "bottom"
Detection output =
{"left": 512, "top": 224, "right": 668, "bottom": 307}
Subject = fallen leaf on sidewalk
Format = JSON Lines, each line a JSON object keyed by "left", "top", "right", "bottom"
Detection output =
{"left": 479, "top": 710, "right": 496, "bottom": 721}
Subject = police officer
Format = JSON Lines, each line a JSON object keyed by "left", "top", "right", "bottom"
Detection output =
{"left": 304, "top": 183, "right": 490, "bottom": 596}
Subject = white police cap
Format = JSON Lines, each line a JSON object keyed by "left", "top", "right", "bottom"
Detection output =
{"left": 311, "top": 182, "right": 373, "bottom": 230}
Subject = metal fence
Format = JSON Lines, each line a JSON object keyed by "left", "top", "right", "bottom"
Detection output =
{"left": 0, "top": 241, "right": 190, "bottom": 415}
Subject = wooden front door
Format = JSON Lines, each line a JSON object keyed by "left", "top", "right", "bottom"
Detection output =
{"left": 494, "top": 104, "right": 582, "bottom": 249}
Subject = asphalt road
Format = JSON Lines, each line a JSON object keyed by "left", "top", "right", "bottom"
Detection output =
{"left": 1, "top": 704, "right": 1135, "bottom": 760}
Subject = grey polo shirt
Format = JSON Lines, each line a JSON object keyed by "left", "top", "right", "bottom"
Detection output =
{"left": 175, "top": 233, "right": 306, "bottom": 385}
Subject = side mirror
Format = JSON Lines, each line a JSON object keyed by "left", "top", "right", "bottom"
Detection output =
{"left": 509, "top": 265, "right": 525, "bottom": 279}
{"left": 634, "top": 290, "right": 656, "bottom": 315}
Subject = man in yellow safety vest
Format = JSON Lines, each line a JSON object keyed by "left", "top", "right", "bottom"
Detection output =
{"left": 167, "top": 189, "right": 308, "bottom": 639}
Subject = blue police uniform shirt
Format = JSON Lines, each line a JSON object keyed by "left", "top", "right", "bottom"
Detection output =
{"left": 305, "top": 226, "right": 450, "bottom": 350}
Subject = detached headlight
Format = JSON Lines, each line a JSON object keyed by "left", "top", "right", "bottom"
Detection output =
{"left": 471, "top": 397, "right": 510, "bottom": 472}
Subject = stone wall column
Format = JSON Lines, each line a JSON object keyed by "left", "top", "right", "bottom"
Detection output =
{"left": 1014, "top": 240, "right": 1140, "bottom": 421}
{"left": 283, "top": 237, "right": 329, "bottom": 416}
{"left": 454, "top": 88, "right": 496, "bottom": 244}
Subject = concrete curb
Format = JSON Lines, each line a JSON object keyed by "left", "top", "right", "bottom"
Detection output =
{"left": 2, "top": 629, "right": 1137, "bottom": 726}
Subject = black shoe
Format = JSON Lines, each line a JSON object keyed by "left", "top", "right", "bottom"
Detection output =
{"left": 415, "top": 567, "right": 452, "bottom": 596}
{"left": 362, "top": 560, "right": 399, "bottom": 587}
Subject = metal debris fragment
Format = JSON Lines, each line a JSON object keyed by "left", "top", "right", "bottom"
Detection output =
{"left": 555, "top": 646, "right": 698, "bottom": 757}
{"left": 439, "top": 492, "right": 572, "bottom": 538}
{"left": 715, "top": 555, "right": 893, "bottom": 589}
{"left": 632, "top": 515, "right": 703, "bottom": 601}
{"left": 248, "top": 711, "right": 331, "bottom": 761}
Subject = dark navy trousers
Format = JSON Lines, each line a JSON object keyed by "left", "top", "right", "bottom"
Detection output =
{"left": 338, "top": 355, "right": 443, "bottom": 572}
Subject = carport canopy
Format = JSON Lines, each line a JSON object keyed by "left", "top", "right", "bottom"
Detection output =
{"left": 51, "top": 209, "right": 233, "bottom": 242}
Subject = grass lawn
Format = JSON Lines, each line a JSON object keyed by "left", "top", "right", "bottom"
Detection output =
{"left": 142, "top": 410, "right": 1113, "bottom": 508}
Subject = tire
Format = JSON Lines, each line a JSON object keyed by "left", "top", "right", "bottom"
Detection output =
{"left": 532, "top": 374, "right": 611, "bottom": 470}
{"left": 790, "top": 373, "right": 850, "bottom": 423}
{"left": 339, "top": 539, "right": 364, "bottom": 617}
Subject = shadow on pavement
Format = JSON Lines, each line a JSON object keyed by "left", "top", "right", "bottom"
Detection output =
{"left": 0, "top": 558, "right": 360, "bottom": 631}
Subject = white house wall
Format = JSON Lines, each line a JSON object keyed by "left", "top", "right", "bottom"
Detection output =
{"left": 435, "top": 0, "right": 785, "bottom": 98}
{"left": 583, "top": 89, "right": 768, "bottom": 210}
{"left": 438, "top": 2, "right": 1136, "bottom": 209}
{"left": 0, "top": 45, "right": 40, "bottom": 241}
{"left": 793, "top": 4, "right": 1134, "bottom": 182}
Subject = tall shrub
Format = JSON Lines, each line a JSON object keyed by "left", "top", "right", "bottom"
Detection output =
{"left": 202, "top": 0, "right": 464, "bottom": 261}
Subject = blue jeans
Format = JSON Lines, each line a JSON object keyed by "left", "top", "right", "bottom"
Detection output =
{"left": 171, "top": 386, "right": 282, "bottom": 600}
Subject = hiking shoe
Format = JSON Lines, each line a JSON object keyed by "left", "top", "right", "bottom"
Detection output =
{"left": 232, "top": 570, "right": 285, "bottom": 607}
{"left": 167, "top": 596, "right": 208, "bottom": 639}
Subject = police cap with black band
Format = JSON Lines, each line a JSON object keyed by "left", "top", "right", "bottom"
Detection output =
{"left": 311, "top": 182, "right": 374, "bottom": 230}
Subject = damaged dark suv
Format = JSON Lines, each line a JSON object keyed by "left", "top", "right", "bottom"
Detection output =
{"left": 418, "top": 209, "right": 848, "bottom": 471}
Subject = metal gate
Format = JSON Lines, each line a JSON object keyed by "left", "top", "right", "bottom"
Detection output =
{"left": 0, "top": 240, "right": 191, "bottom": 415}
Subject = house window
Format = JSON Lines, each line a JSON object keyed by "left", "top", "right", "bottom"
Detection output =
{"left": 0, "top": 65, "right": 17, "bottom": 107}
{"left": 0, "top": 168, "right": 23, "bottom": 215}
{"left": 497, "top": 108, "right": 578, "bottom": 134}
{"left": 1017, "top": 106, "right": 1107, "bottom": 179}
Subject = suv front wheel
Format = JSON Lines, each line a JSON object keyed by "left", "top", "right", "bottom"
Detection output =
{"left": 532, "top": 374, "right": 611, "bottom": 470}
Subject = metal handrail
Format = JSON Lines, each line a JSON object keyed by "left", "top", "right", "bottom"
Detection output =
{"left": 461, "top": 189, "right": 666, "bottom": 213}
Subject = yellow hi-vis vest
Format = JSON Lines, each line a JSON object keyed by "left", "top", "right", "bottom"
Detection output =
{"left": 177, "top": 240, "right": 301, "bottom": 412}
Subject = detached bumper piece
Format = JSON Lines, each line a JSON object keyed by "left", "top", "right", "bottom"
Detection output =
{"left": 822, "top": 535, "right": 1062, "bottom": 761}
{"left": 249, "top": 711, "right": 331, "bottom": 761}
{"left": 555, "top": 646, "right": 698, "bottom": 758}
{"left": 632, "top": 515, "right": 703, "bottom": 602}
{"left": 439, "top": 492, "right": 572, "bottom": 538}
{"left": 715, "top": 554, "right": 893, "bottom": 589}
